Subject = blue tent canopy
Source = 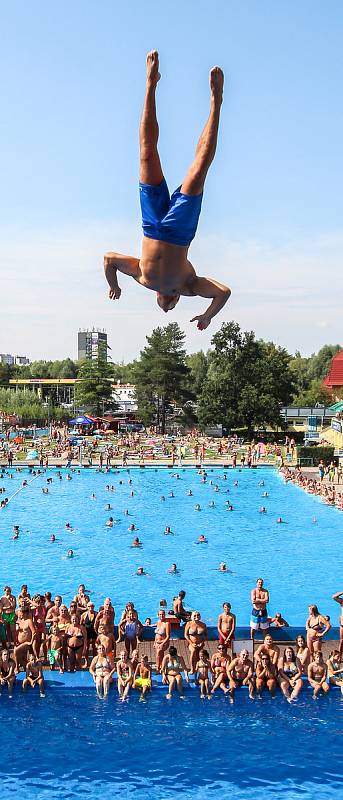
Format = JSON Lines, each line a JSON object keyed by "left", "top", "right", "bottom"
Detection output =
{"left": 68, "top": 415, "right": 93, "bottom": 426}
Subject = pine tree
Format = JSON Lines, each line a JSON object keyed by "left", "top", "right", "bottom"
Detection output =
{"left": 133, "top": 323, "right": 194, "bottom": 433}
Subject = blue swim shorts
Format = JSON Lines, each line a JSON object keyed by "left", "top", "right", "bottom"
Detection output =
{"left": 139, "top": 179, "right": 203, "bottom": 247}
{"left": 250, "top": 608, "right": 269, "bottom": 631}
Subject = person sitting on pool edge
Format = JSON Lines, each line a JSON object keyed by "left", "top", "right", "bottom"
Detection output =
{"left": 104, "top": 51, "right": 230, "bottom": 331}
{"left": 134, "top": 654, "right": 152, "bottom": 701}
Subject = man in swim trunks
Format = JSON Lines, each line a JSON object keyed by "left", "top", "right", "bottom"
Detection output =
{"left": 227, "top": 649, "right": 255, "bottom": 700}
{"left": 250, "top": 578, "right": 269, "bottom": 640}
{"left": 104, "top": 51, "right": 230, "bottom": 331}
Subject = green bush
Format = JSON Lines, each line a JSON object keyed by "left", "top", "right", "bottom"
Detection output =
{"left": 297, "top": 446, "right": 335, "bottom": 466}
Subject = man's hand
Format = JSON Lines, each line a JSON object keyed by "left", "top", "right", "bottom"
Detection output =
{"left": 190, "top": 314, "right": 211, "bottom": 331}
{"left": 109, "top": 286, "right": 121, "bottom": 300}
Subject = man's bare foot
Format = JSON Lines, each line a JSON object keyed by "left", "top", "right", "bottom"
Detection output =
{"left": 210, "top": 66, "right": 224, "bottom": 104}
{"left": 146, "top": 50, "right": 160, "bottom": 86}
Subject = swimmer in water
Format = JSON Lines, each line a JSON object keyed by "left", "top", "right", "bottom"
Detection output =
{"left": 276, "top": 517, "right": 286, "bottom": 524}
{"left": 90, "top": 493, "right": 96, "bottom": 500}
{"left": 168, "top": 563, "right": 178, "bottom": 574}
{"left": 209, "top": 501, "right": 215, "bottom": 507}
{"left": 164, "top": 526, "right": 174, "bottom": 535}
{"left": 197, "top": 534, "right": 207, "bottom": 544}
{"left": 123, "top": 509, "right": 129, "bottom": 516}
{"left": 169, "top": 491, "right": 175, "bottom": 498}
{"left": 50, "top": 534, "right": 56, "bottom": 543}
{"left": 12, "top": 531, "right": 19, "bottom": 540}
{"left": 195, "top": 504, "right": 201, "bottom": 511}
{"left": 233, "top": 481, "right": 238, "bottom": 487}
{"left": 160, "top": 496, "right": 166, "bottom": 502}
{"left": 105, "top": 504, "right": 112, "bottom": 510}
{"left": 135, "top": 566, "right": 147, "bottom": 576}
{"left": 67, "top": 549, "right": 74, "bottom": 558}
{"left": 226, "top": 504, "right": 233, "bottom": 511}
{"left": 65, "top": 522, "right": 73, "bottom": 530}
{"left": 128, "top": 523, "right": 138, "bottom": 532}
{"left": 259, "top": 507, "right": 267, "bottom": 514}
{"left": 131, "top": 537, "right": 142, "bottom": 548}
{"left": 218, "top": 562, "right": 227, "bottom": 572}
{"left": 106, "top": 518, "right": 114, "bottom": 528}
{"left": 262, "top": 492, "right": 268, "bottom": 497}
{"left": 187, "top": 490, "right": 193, "bottom": 496}
{"left": 259, "top": 480, "right": 265, "bottom": 487}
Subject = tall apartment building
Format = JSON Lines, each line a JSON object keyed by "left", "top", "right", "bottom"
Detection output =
{"left": 77, "top": 329, "right": 108, "bottom": 362}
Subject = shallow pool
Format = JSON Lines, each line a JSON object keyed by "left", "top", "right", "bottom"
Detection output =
{"left": 0, "top": 467, "right": 342, "bottom": 625}
{"left": 0, "top": 688, "right": 342, "bottom": 800}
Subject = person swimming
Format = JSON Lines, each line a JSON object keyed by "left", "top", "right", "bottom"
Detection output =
{"left": 131, "top": 537, "right": 142, "bottom": 548}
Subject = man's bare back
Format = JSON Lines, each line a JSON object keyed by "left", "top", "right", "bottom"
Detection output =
{"left": 104, "top": 51, "right": 230, "bottom": 331}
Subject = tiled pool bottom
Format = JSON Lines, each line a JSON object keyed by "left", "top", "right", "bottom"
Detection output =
{"left": 1, "top": 688, "right": 343, "bottom": 800}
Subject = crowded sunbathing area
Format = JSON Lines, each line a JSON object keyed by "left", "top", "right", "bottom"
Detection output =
{"left": 1, "top": 581, "right": 342, "bottom": 703}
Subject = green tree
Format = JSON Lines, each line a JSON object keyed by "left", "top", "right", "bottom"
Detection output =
{"left": 75, "top": 357, "right": 116, "bottom": 415}
{"left": 306, "top": 344, "right": 342, "bottom": 382}
{"left": 133, "top": 323, "right": 194, "bottom": 432}
{"left": 197, "top": 321, "right": 294, "bottom": 434}
{"left": 291, "top": 378, "right": 333, "bottom": 407}
{"left": 185, "top": 351, "right": 208, "bottom": 396}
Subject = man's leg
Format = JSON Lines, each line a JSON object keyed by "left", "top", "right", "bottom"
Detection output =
{"left": 140, "top": 51, "right": 163, "bottom": 185}
{"left": 181, "top": 67, "right": 224, "bottom": 196}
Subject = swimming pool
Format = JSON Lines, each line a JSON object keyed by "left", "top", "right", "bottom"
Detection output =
{"left": 0, "top": 466, "right": 342, "bottom": 625}
{"left": 1, "top": 688, "right": 342, "bottom": 800}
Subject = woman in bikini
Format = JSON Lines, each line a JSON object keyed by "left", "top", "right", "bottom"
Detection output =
{"left": 308, "top": 652, "right": 330, "bottom": 699}
{"left": 161, "top": 646, "right": 188, "bottom": 699}
{"left": 195, "top": 648, "right": 212, "bottom": 699}
{"left": 66, "top": 614, "right": 85, "bottom": 672}
{"left": 210, "top": 643, "right": 230, "bottom": 695}
{"left": 296, "top": 634, "right": 311, "bottom": 674}
{"left": 81, "top": 601, "right": 97, "bottom": 662}
{"left": 74, "top": 584, "right": 90, "bottom": 617}
{"left": 278, "top": 646, "right": 302, "bottom": 702}
{"left": 256, "top": 653, "right": 277, "bottom": 698}
{"left": 89, "top": 642, "right": 115, "bottom": 699}
{"left": 184, "top": 611, "right": 208, "bottom": 674}
{"left": 153, "top": 609, "right": 171, "bottom": 672}
{"left": 306, "top": 604, "right": 331, "bottom": 656}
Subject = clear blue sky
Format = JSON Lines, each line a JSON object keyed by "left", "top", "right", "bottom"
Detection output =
{"left": 1, "top": 1, "right": 342, "bottom": 360}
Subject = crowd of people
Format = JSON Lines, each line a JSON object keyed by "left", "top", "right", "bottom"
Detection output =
{"left": 0, "top": 580, "right": 342, "bottom": 703}
{"left": 281, "top": 464, "right": 343, "bottom": 510}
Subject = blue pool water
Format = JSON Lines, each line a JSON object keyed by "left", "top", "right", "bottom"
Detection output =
{"left": 0, "top": 466, "right": 342, "bottom": 624}
{"left": 1, "top": 466, "right": 343, "bottom": 799}
{"left": 0, "top": 689, "right": 343, "bottom": 800}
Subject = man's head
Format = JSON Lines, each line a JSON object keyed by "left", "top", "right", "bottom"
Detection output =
{"left": 156, "top": 293, "right": 180, "bottom": 312}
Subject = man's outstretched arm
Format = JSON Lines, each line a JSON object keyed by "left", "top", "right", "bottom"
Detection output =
{"left": 188, "top": 276, "right": 231, "bottom": 330}
{"left": 104, "top": 252, "right": 141, "bottom": 300}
